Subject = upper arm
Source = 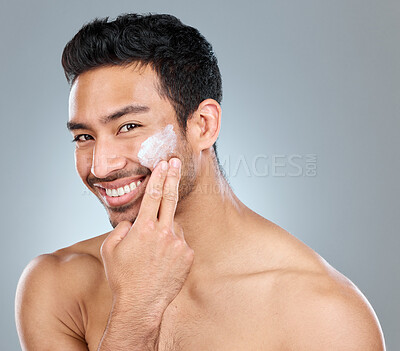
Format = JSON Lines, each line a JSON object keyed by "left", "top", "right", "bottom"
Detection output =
{"left": 285, "top": 277, "right": 386, "bottom": 351}
{"left": 15, "top": 254, "right": 89, "bottom": 351}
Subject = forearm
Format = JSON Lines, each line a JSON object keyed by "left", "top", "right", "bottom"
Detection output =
{"left": 97, "top": 299, "right": 162, "bottom": 351}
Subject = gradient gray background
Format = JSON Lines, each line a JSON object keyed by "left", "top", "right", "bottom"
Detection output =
{"left": 1, "top": 0, "right": 398, "bottom": 349}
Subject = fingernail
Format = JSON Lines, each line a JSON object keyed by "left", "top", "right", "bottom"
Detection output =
{"left": 171, "top": 158, "right": 180, "bottom": 168}
{"left": 161, "top": 161, "right": 168, "bottom": 170}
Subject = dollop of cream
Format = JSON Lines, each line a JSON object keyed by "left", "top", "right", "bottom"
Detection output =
{"left": 137, "top": 124, "right": 177, "bottom": 168}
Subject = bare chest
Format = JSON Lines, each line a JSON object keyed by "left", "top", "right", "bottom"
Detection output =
{"left": 83, "top": 279, "right": 281, "bottom": 351}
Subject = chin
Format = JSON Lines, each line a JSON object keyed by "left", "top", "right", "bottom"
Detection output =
{"left": 106, "top": 205, "right": 140, "bottom": 228}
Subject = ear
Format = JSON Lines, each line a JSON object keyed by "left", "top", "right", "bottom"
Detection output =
{"left": 186, "top": 99, "right": 221, "bottom": 152}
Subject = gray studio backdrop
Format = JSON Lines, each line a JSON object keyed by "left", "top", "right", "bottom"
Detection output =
{"left": 1, "top": 0, "right": 398, "bottom": 349}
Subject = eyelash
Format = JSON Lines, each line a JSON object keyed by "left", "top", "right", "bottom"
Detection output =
{"left": 71, "top": 123, "right": 139, "bottom": 143}
{"left": 118, "top": 123, "right": 139, "bottom": 133}
{"left": 71, "top": 134, "right": 93, "bottom": 143}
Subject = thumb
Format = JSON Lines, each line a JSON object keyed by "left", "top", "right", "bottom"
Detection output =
{"left": 100, "top": 221, "right": 132, "bottom": 259}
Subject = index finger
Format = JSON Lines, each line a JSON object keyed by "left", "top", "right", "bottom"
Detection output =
{"left": 136, "top": 160, "right": 168, "bottom": 223}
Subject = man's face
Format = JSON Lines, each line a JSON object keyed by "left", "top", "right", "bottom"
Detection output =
{"left": 68, "top": 64, "right": 196, "bottom": 227}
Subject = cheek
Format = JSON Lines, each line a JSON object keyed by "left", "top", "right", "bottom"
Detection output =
{"left": 123, "top": 140, "right": 142, "bottom": 161}
{"left": 74, "top": 150, "right": 92, "bottom": 181}
{"left": 137, "top": 124, "right": 178, "bottom": 168}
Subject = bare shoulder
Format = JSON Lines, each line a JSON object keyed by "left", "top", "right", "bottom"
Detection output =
{"left": 274, "top": 266, "right": 386, "bottom": 350}
{"left": 17, "top": 231, "right": 109, "bottom": 302}
{"left": 19, "top": 231, "right": 108, "bottom": 288}
{"left": 246, "top": 216, "right": 386, "bottom": 350}
{"left": 15, "top": 232, "right": 110, "bottom": 350}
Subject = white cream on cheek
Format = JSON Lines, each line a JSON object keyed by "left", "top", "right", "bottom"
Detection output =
{"left": 137, "top": 124, "right": 177, "bottom": 168}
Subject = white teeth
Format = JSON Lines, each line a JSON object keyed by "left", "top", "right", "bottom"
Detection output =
{"left": 105, "top": 179, "right": 143, "bottom": 197}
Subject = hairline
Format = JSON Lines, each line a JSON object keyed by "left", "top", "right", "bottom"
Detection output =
{"left": 69, "top": 61, "right": 192, "bottom": 134}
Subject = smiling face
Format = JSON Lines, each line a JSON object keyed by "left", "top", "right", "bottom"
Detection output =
{"left": 68, "top": 64, "right": 197, "bottom": 227}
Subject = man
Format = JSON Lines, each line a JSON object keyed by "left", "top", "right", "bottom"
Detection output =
{"left": 16, "top": 13, "right": 385, "bottom": 350}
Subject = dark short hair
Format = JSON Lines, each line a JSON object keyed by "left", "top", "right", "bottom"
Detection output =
{"left": 61, "top": 13, "right": 222, "bottom": 153}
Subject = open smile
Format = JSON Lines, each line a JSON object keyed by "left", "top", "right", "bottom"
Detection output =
{"left": 94, "top": 176, "right": 148, "bottom": 207}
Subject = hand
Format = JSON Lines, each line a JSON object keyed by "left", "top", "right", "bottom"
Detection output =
{"left": 100, "top": 158, "right": 194, "bottom": 326}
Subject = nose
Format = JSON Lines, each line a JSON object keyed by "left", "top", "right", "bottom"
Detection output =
{"left": 91, "top": 138, "right": 126, "bottom": 178}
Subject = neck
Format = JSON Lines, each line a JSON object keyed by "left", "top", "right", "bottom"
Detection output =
{"left": 174, "top": 152, "right": 250, "bottom": 274}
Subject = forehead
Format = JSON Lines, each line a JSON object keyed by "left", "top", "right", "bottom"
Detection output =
{"left": 68, "top": 64, "right": 169, "bottom": 122}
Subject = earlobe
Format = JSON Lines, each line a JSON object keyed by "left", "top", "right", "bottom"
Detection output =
{"left": 188, "top": 99, "right": 221, "bottom": 152}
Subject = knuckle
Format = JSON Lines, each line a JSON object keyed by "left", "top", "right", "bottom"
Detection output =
{"left": 173, "top": 239, "right": 186, "bottom": 250}
{"left": 167, "top": 168, "right": 180, "bottom": 178}
{"left": 158, "top": 226, "right": 173, "bottom": 239}
{"left": 140, "top": 219, "right": 156, "bottom": 233}
{"left": 146, "top": 187, "right": 162, "bottom": 200}
{"left": 160, "top": 226, "right": 173, "bottom": 236}
{"left": 163, "top": 189, "right": 177, "bottom": 202}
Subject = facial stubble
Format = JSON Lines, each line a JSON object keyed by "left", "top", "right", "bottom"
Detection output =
{"left": 104, "top": 139, "right": 197, "bottom": 228}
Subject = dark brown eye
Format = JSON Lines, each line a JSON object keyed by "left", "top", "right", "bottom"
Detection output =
{"left": 72, "top": 134, "right": 93, "bottom": 142}
{"left": 119, "top": 123, "right": 138, "bottom": 133}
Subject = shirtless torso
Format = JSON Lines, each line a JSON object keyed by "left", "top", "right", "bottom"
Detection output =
{"left": 16, "top": 21, "right": 385, "bottom": 349}
{"left": 17, "top": 210, "right": 384, "bottom": 350}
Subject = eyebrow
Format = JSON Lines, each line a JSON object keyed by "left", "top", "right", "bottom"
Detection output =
{"left": 67, "top": 104, "right": 150, "bottom": 131}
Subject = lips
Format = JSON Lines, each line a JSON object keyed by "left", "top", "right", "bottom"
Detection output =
{"left": 94, "top": 175, "right": 148, "bottom": 208}
{"left": 93, "top": 175, "right": 144, "bottom": 190}
{"left": 104, "top": 178, "right": 143, "bottom": 197}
